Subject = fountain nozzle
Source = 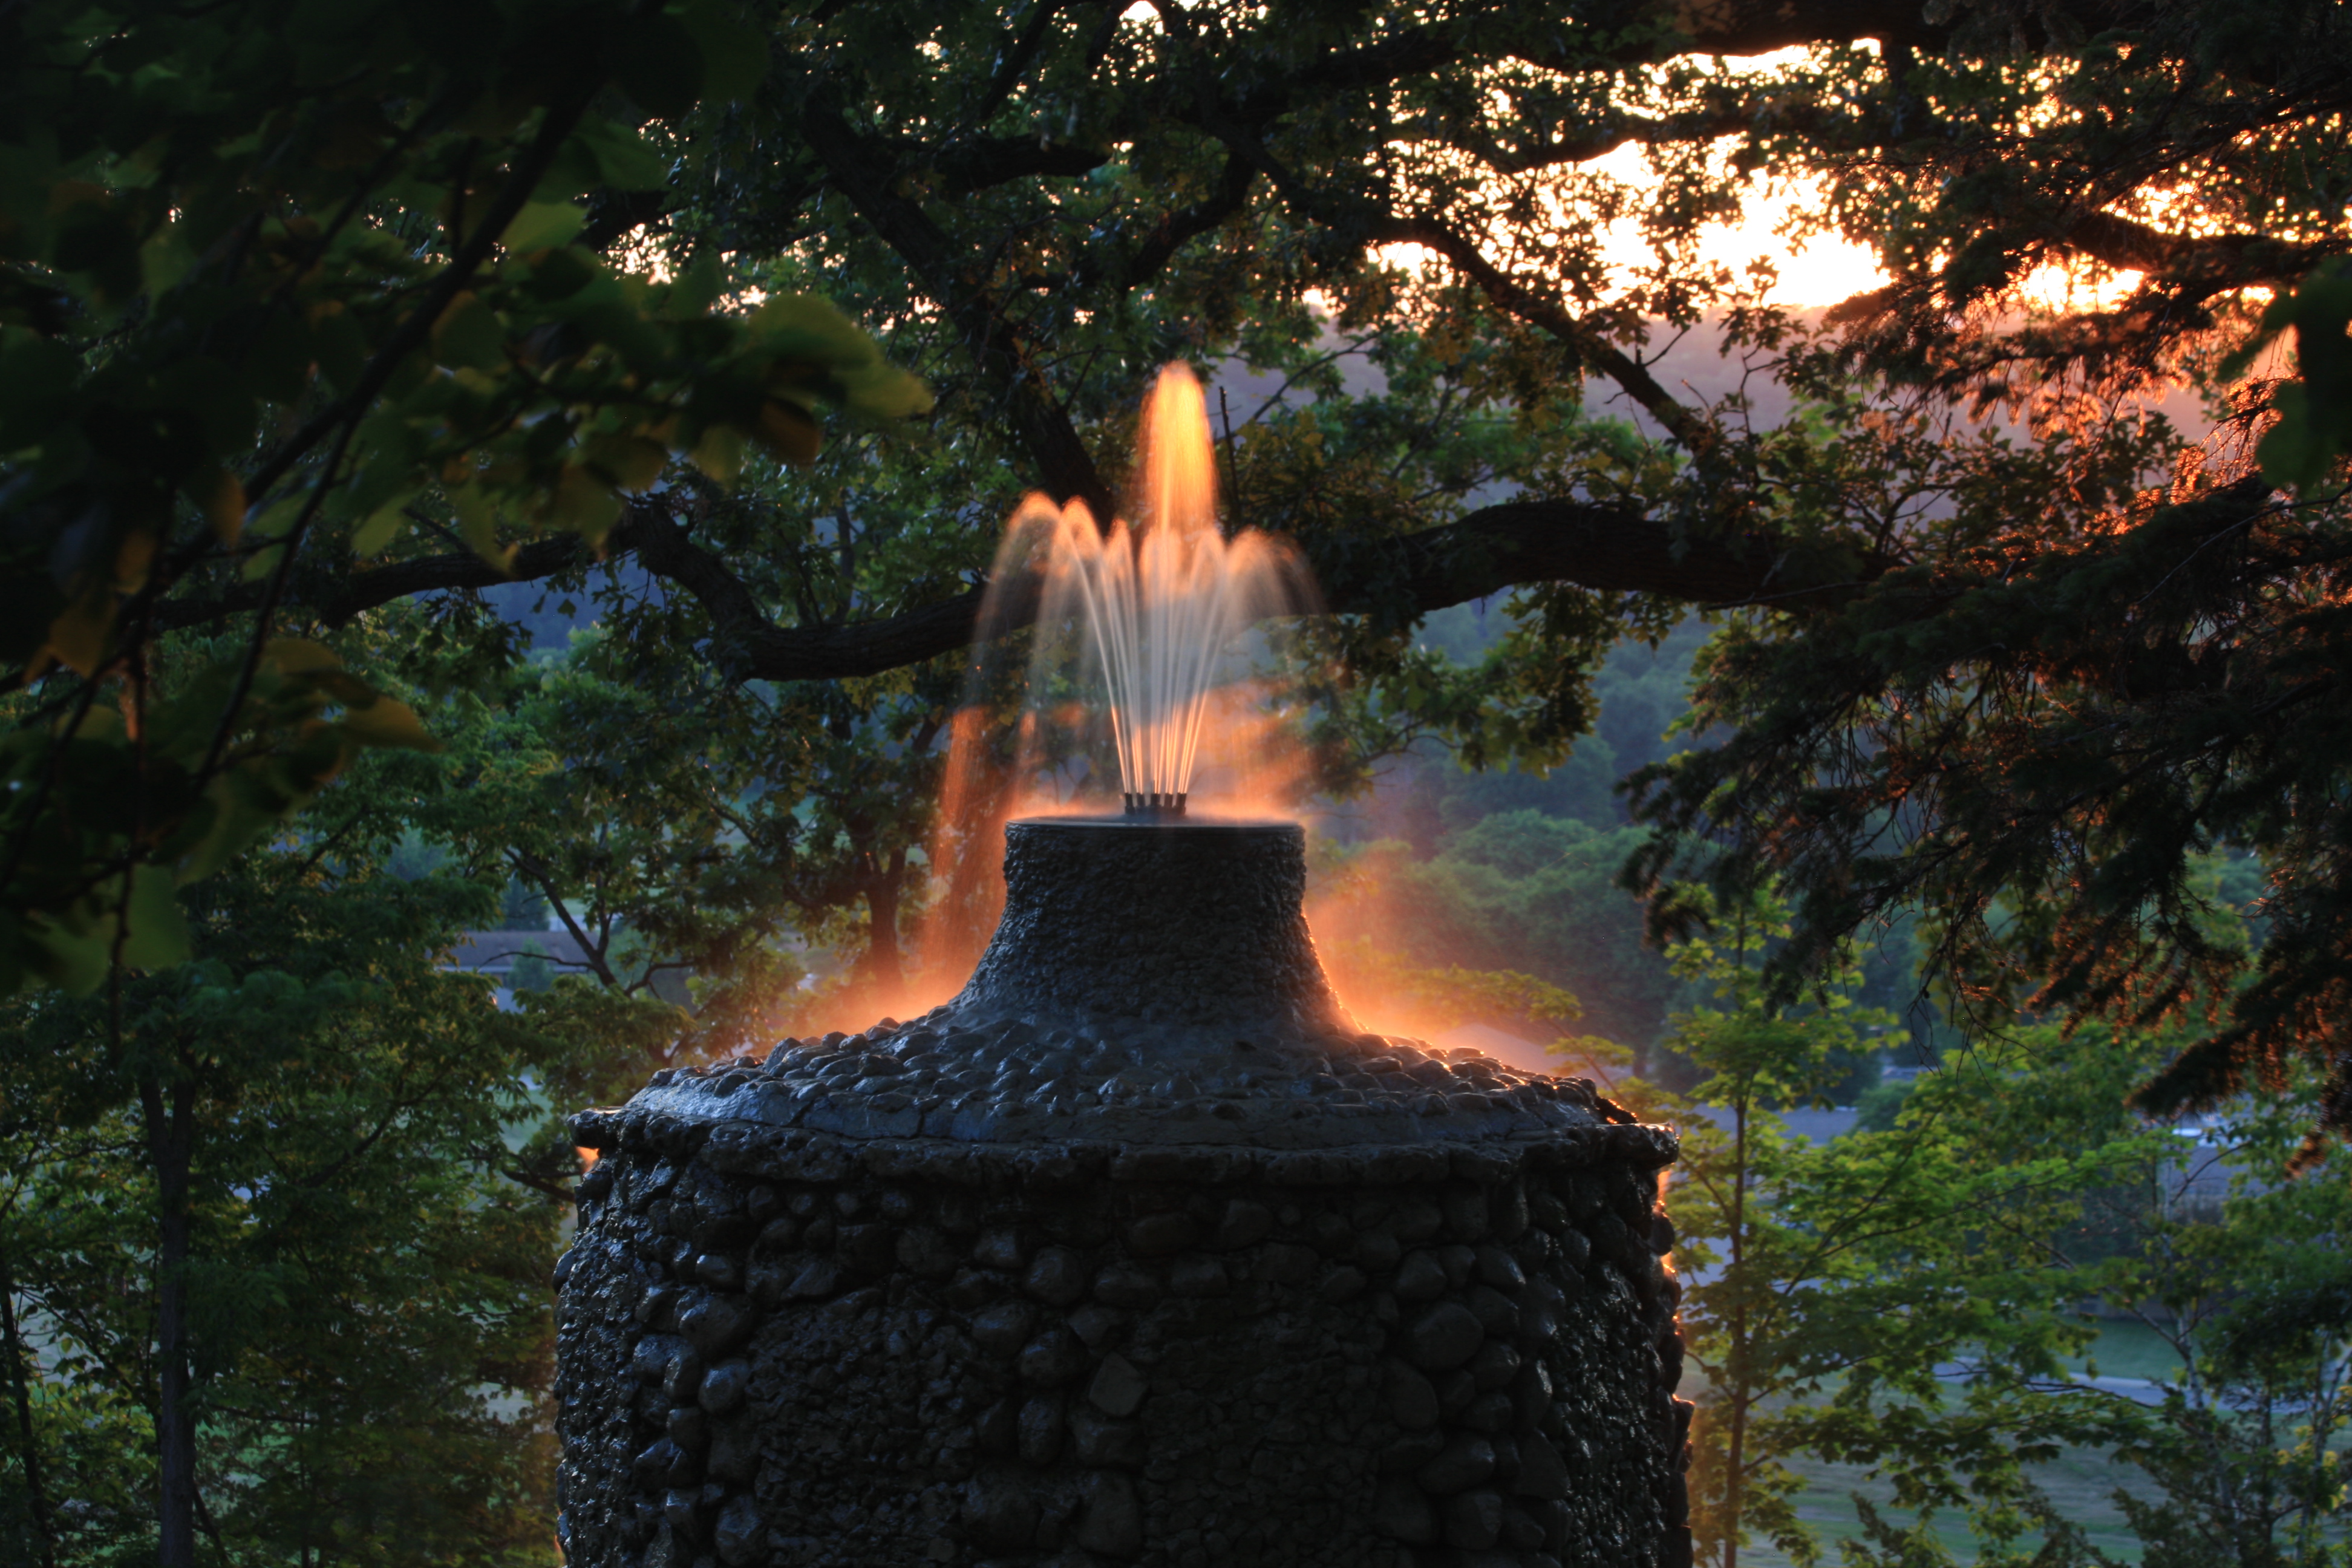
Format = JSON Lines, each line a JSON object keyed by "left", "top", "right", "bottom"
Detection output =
{"left": 1122, "top": 791, "right": 1187, "bottom": 820}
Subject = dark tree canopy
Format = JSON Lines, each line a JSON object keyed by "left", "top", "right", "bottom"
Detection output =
{"left": 8, "top": 0, "right": 2352, "bottom": 1132}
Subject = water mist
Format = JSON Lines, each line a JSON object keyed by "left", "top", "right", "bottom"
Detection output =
{"left": 1004, "top": 363, "right": 1315, "bottom": 817}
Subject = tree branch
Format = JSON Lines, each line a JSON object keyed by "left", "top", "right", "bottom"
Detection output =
{"left": 933, "top": 137, "right": 1111, "bottom": 195}
{"left": 797, "top": 96, "right": 1119, "bottom": 521}
{"left": 1102, "top": 148, "right": 1256, "bottom": 294}
{"left": 2064, "top": 212, "right": 2337, "bottom": 293}
{"left": 1454, "top": 105, "right": 1763, "bottom": 176}
{"left": 1361, "top": 212, "right": 1718, "bottom": 452}
{"left": 149, "top": 492, "right": 1881, "bottom": 681}
{"left": 645, "top": 495, "right": 1873, "bottom": 684}
{"left": 150, "top": 533, "right": 599, "bottom": 634}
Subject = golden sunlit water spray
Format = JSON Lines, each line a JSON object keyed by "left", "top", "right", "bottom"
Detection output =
{"left": 724, "top": 364, "right": 1596, "bottom": 1088}
{"left": 906, "top": 364, "right": 1321, "bottom": 998}
{"left": 965, "top": 361, "right": 1318, "bottom": 828}
{"left": 1016, "top": 364, "right": 1309, "bottom": 815}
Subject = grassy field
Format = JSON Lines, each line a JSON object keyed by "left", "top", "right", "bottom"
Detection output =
{"left": 2066, "top": 1321, "right": 2186, "bottom": 1384}
{"left": 1725, "top": 1324, "right": 2187, "bottom": 1566}
{"left": 1735, "top": 1443, "right": 2159, "bottom": 1566}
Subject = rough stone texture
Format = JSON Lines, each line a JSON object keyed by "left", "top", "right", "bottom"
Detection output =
{"left": 557, "top": 1117, "right": 1689, "bottom": 1568}
{"left": 622, "top": 1007, "right": 1630, "bottom": 1154}
{"left": 554, "top": 818, "right": 1693, "bottom": 1568}
{"left": 958, "top": 818, "right": 1348, "bottom": 1039}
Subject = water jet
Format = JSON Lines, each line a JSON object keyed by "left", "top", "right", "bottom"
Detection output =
{"left": 554, "top": 367, "right": 1690, "bottom": 1568}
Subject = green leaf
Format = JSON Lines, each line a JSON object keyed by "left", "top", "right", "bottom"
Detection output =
{"left": 751, "top": 293, "right": 934, "bottom": 419}
{"left": 501, "top": 200, "right": 586, "bottom": 255}
{"left": 351, "top": 494, "right": 410, "bottom": 556}
{"left": 139, "top": 217, "right": 196, "bottom": 296}
{"left": 567, "top": 116, "right": 672, "bottom": 193}
{"left": 241, "top": 492, "right": 309, "bottom": 580}
{"left": 188, "top": 464, "right": 246, "bottom": 545}
{"left": 688, "top": 423, "right": 744, "bottom": 485}
{"left": 448, "top": 485, "right": 514, "bottom": 570}
{"left": 431, "top": 292, "right": 506, "bottom": 371}
{"left": 172, "top": 771, "right": 285, "bottom": 885}
{"left": 117, "top": 863, "right": 192, "bottom": 970}
{"left": 336, "top": 693, "right": 442, "bottom": 752}
{"left": 756, "top": 399, "right": 821, "bottom": 465}
{"left": 837, "top": 358, "right": 937, "bottom": 421}
{"left": 678, "top": 0, "right": 773, "bottom": 104}
{"left": 41, "top": 589, "right": 112, "bottom": 674}
{"left": 583, "top": 432, "right": 668, "bottom": 493}
{"left": 265, "top": 636, "right": 343, "bottom": 676}
{"left": 549, "top": 463, "right": 624, "bottom": 541}
{"left": 671, "top": 247, "right": 724, "bottom": 316}
{"left": 23, "top": 913, "right": 110, "bottom": 995}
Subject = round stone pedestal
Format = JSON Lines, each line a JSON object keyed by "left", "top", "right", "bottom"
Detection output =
{"left": 554, "top": 819, "right": 1691, "bottom": 1568}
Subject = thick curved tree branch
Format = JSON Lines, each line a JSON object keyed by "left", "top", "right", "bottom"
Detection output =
{"left": 2065, "top": 212, "right": 2340, "bottom": 293}
{"left": 630, "top": 497, "right": 1875, "bottom": 684}
{"left": 1613, "top": 0, "right": 2110, "bottom": 56}
{"left": 1459, "top": 105, "right": 1762, "bottom": 175}
{"left": 150, "top": 534, "right": 600, "bottom": 634}
{"left": 1103, "top": 149, "right": 1257, "bottom": 295}
{"left": 933, "top": 137, "right": 1110, "bottom": 196}
{"left": 151, "top": 495, "right": 1879, "bottom": 682}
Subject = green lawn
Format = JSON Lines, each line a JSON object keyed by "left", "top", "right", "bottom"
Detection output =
{"left": 1719, "top": 1338, "right": 2181, "bottom": 1567}
{"left": 2066, "top": 1321, "right": 2186, "bottom": 1385}
{"left": 1734, "top": 1442, "right": 2157, "bottom": 1566}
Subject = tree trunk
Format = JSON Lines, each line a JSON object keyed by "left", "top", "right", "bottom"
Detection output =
{"left": 138, "top": 1074, "right": 198, "bottom": 1568}
{"left": 0, "top": 1248, "right": 57, "bottom": 1568}
{"left": 1722, "top": 1091, "right": 1751, "bottom": 1568}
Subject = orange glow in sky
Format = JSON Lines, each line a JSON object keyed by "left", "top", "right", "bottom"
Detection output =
{"left": 1584, "top": 142, "right": 1889, "bottom": 308}
{"left": 1373, "top": 145, "right": 1892, "bottom": 311}
{"left": 1375, "top": 44, "right": 2154, "bottom": 315}
{"left": 1383, "top": 144, "right": 2148, "bottom": 314}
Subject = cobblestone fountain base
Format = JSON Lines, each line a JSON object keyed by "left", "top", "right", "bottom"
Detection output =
{"left": 554, "top": 820, "right": 1691, "bottom": 1568}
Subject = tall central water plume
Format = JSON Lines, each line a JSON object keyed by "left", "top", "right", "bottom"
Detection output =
{"left": 998, "top": 363, "right": 1312, "bottom": 816}
{"left": 893, "top": 364, "right": 1319, "bottom": 1014}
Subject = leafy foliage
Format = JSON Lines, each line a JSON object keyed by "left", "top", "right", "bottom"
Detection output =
{"left": 1639, "top": 906, "right": 2352, "bottom": 1567}
{"left": 0, "top": 819, "right": 575, "bottom": 1565}
{"left": 1310, "top": 811, "right": 1685, "bottom": 1059}
{"left": 13, "top": 0, "right": 2352, "bottom": 1138}
{"left": 1611, "top": 893, "right": 1896, "bottom": 1566}
{"left": 0, "top": 0, "right": 925, "bottom": 1004}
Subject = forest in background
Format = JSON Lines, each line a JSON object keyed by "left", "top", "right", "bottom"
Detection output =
{"left": 7, "top": 0, "right": 2352, "bottom": 1564}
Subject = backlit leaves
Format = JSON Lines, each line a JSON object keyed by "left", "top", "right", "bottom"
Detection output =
{"left": 2235, "top": 261, "right": 2352, "bottom": 492}
{"left": 0, "top": 638, "right": 440, "bottom": 995}
{"left": 0, "top": 0, "right": 923, "bottom": 995}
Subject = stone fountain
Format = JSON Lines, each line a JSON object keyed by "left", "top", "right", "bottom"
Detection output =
{"left": 552, "top": 370, "right": 1692, "bottom": 1568}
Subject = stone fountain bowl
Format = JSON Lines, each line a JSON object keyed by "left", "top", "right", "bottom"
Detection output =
{"left": 554, "top": 818, "right": 1693, "bottom": 1568}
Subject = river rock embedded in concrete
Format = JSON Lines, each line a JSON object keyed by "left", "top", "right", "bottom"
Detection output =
{"left": 554, "top": 819, "right": 1692, "bottom": 1567}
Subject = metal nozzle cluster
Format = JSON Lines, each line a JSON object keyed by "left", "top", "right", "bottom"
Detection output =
{"left": 1122, "top": 791, "right": 1187, "bottom": 818}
